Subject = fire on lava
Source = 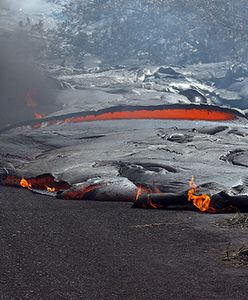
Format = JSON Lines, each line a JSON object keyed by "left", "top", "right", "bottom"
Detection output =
{"left": 1, "top": 171, "right": 248, "bottom": 213}
{"left": 25, "top": 90, "right": 36, "bottom": 109}
{"left": 20, "top": 177, "right": 58, "bottom": 193}
{"left": 24, "top": 90, "right": 45, "bottom": 124}
{"left": 34, "top": 112, "right": 45, "bottom": 119}
{"left": 187, "top": 176, "right": 216, "bottom": 213}
{"left": 135, "top": 184, "right": 161, "bottom": 208}
{"left": 20, "top": 178, "right": 32, "bottom": 190}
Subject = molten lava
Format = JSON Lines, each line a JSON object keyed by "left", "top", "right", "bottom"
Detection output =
{"left": 187, "top": 176, "right": 215, "bottom": 213}
{"left": 45, "top": 186, "right": 56, "bottom": 192}
{"left": 62, "top": 183, "right": 103, "bottom": 200}
{"left": 1, "top": 104, "right": 241, "bottom": 133}
{"left": 20, "top": 177, "right": 57, "bottom": 193}
{"left": 24, "top": 90, "right": 45, "bottom": 126}
{"left": 135, "top": 186, "right": 143, "bottom": 201}
{"left": 34, "top": 112, "right": 45, "bottom": 119}
{"left": 32, "top": 113, "right": 45, "bottom": 129}
{"left": 63, "top": 108, "right": 236, "bottom": 124}
{"left": 20, "top": 178, "right": 31, "bottom": 190}
{"left": 6, "top": 174, "right": 72, "bottom": 193}
{"left": 135, "top": 184, "right": 161, "bottom": 208}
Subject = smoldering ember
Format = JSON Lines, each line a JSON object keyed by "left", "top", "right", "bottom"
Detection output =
{"left": 1, "top": 1, "right": 248, "bottom": 299}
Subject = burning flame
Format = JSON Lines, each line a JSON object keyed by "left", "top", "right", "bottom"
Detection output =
{"left": 34, "top": 112, "right": 45, "bottom": 119}
{"left": 25, "top": 90, "right": 37, "bottom": 108}
{"left": 135, "top": 187, "right": 143, "bottom": 201}
{"left": 135, "top": 185, "right": 160, "bottom": 208}
{"left": 24, "top": 90, "right": 45, "bottom": 122}
{"left": 20, "top": 178, "right": 32, "bottom": 190}
{"left": 63, "top": 184, "right": 103, "bottom": 200}
{"left": 188, "top": 176, "right": 215, "bottom": 213}
{"left": 19, "top": 178, "right": 57, "bottom": 193}
{"left": 45, "top": 186, "right": 56, "bottom": 192}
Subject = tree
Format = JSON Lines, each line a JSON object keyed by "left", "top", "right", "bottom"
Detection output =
{"left": 54, "top": 0, "right": 248, "bottom": 65}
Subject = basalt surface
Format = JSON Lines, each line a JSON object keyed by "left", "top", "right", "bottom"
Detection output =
{"left": 1, "top": 115, "right": 248, "bottom": 204}
{"left": 2, "top": 63, "right": 248, "bottom": 210}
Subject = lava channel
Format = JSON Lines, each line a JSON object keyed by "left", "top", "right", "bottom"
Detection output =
{"left": 0, "top": 104, "right": 244, "bottom": 132}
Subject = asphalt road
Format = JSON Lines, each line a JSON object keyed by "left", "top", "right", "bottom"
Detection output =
{"left": 1, "top": 186, "right": 248, "bottom": 299}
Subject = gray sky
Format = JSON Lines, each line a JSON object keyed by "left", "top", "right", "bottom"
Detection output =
{"left": 1, "top": 0, "right": 53, "bottom": 12}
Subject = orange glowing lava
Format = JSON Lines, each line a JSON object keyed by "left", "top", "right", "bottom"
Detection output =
{"left": 135, "top": 186, "right": 143, "bottom": 201}
{"left": 45, "top": 186, "right": 56, "bottom": 192}
{"left": 34, "top": 112, "right": 45, "bottom": 119}
{"left": 135, "top": 184, "right": 161, "bottom": 208}
{"left": 63, "top": 183, "right": 103, "bottom": 200}
{"left": 20, "top": 178, "right": 32, "bottom": 190}
{"left": 64, "top": 108, "right": 236, "bottom": 124}
{"left": 188, "top": 176, "right": 215, "bottom": 213}
{"left": 24, "top": 105, "right": 240, "bottom": 131}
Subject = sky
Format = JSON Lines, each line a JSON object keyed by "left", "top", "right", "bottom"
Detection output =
{"left": 1, "top": 0, "right": 55, "bottom": 13}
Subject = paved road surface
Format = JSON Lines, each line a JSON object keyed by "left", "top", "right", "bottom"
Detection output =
{"left": 1, "top": 186, "right": 248, "bottom": 299}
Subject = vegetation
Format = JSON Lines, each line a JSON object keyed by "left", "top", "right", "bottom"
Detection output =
{"left": 49, "top": 0, "right": 248, "bottom": 65}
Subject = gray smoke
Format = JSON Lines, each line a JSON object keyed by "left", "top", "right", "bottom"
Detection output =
{"left": 0, "top": 0, "right": 59, "bottom": 127}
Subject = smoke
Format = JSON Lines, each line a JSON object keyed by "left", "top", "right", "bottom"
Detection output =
{"left": 0, "top": 29, "right": 58, "bottom": 127}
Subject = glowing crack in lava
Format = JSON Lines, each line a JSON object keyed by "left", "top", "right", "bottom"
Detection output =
{"left": 62, "top": 107, "right": 237, "bottom": 125}
{"left": 20, "top": 177, "right": 56, "bottom": 193}
{"left": 2, "top": 104, "right": 242, "bottom": 133}
{"left": 188, "top": 176, "right": 215, "bottom": 213}
{"left": 16, "top": 174, "right": 71, "bottom": 193}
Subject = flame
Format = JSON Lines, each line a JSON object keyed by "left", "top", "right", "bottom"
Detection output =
{"left": 135, "top": 185, "right": 151, "bottom": 201}
{"left": 63, "top": 183, "right": 103, "bottom": 200}
{"left": 45, "top": 186, "right": 56, "bottom": 192}
{"left": 34, "top": 112, "right": 45, "bottom": 119}
{"left": 188, "top": 176, "right": 215, "bottom": 213}
{"left": 135, "top": 185, "right": 161, "bottom": 208}
{"left": 153, "top": 186, "right": 161, "bottom": 193}
{"left": 25, "top": 90, "right": 36, "bottom": 108}
{"left": 20, "top": 178, "right": 32, "bottom": 190}
{"left": 135, "top": 187, "right": 143, "bottom": 201}
{"left": 24, "top": 90, "right": 45, "bottom": 122}
{"left": 148, "top": 195, "right": 159, "bottom": 209}
{"left": 32, "top": 113, "right": 45, "bottom": 129}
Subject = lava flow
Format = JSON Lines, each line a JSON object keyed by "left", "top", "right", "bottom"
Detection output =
{"left": 62, "top": 107, "right": 237, "bottom": 125}
{"left": 135, "top": 184, "right": 161, "bottom": 208}
{"left": 0, "top": 104, "right": 243, "bottom": 134}
{"left": 2, "top": 174, "right": 71, "bottom": 193}
{"left": 34, "top": 112, "right": 45, "bottom": 119}
{"left": 187, "top": 176, "right": 216, "bottom": 213}
{"left": 19, "top": 176, "right": 63, "bottom": 193}
{"left": 20, "top": 178, "right": 32, "bottom": 190}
